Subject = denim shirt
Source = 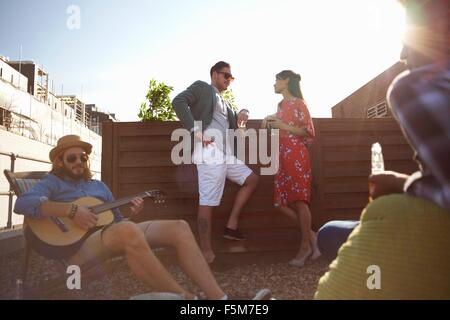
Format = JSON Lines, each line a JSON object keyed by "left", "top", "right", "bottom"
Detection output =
{"left": 14, "top": 173, "right": 124, "bottom": 221}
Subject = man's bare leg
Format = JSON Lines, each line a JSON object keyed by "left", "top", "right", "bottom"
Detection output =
{"left": 198, "top": 205, "right": 215, "bottom": 263}
{"left": 142, "top": 220, "right": 226, "bottom": 300}
{"left": 101, "top": 221, "right": 196, "bottom": 299}
{"left": 226, "top": 173, "right": 259, "bottom": 230}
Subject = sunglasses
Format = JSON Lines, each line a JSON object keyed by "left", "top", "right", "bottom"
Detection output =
{"left": 65, "top": 153, "right": 88, "bottom": 163}
{"left": 217, "top": 71, "right": 235, "bottom": 80}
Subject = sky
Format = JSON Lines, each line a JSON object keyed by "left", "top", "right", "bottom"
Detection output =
{"left": 0, "top": 0, "right": 406, "bottom": 121}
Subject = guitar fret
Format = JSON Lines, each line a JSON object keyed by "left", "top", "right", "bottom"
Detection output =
{"left": 90, "top": 191, "right": 160, "bottom": 214}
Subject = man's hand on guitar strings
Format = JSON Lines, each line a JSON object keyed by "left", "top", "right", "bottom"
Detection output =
{"left": 130, "top": 197, "right": 144, "bottom": 216}
{"left": 73, "top": 206, "right": 98, "bottom": 230}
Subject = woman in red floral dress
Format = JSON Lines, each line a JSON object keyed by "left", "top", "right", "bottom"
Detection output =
{"left": 262, "top": 70, "right": 321, "bottom": 267}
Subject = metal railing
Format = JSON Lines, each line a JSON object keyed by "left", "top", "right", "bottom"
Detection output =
{"left": 0, "top": 150, "right": 51, "bottom": 229}
{"left": 0, "top": 150, "right": 100, "bottom": 229}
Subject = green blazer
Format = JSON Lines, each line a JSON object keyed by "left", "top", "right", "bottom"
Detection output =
{"left": 172, "top": 80, "right": 239, "bottom": 132}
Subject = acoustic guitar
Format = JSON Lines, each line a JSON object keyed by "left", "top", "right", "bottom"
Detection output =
{"left": 24, "top": 190, "right": 165, "bottom": 259}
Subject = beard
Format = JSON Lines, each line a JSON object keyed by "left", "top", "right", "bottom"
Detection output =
{"left": 50, "top": 160, "right": 93, "bottom": 181}
{"left": 62, "top": 164, "right": 86, "bottom": 180}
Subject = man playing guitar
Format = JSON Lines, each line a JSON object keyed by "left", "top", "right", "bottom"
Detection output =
{"left": 14, "top": 134, "right": 270, "bottom": 300}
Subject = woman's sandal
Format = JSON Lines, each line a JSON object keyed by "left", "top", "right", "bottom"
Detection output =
{"left": 289, "top": 247, "right": 312, "bottom": 268}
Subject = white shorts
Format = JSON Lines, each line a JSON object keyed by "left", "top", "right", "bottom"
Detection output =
{"left": 195, "top": 144, "right": 253, "bottom": 206}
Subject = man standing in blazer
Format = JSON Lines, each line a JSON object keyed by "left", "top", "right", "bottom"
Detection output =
{"left": 172, "top": 61, "right": 259, "bottom": 271}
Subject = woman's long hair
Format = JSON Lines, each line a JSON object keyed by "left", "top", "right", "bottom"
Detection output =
{"left": 276, "top": 70, "right": 304, "bottom": 99}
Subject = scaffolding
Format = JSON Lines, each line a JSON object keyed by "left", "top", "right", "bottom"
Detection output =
{"left": 57, "top": 95, "right": 90, "bottom": 127}
{"left": 35, "top": 65, "right": 48, "bottom": 103}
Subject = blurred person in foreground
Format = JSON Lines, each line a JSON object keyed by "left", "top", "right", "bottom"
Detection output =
{"left": 315, "top": 0, "right": 450, "bottom": 299}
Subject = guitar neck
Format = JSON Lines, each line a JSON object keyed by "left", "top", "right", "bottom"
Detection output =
{"left": 90, "top": 191, "right": 151, "bottom": 214}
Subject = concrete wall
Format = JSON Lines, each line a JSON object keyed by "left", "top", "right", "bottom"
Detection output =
{"left": 0, "top": 60, "right": 28, "bottom": 93}
{"left": 0, "top": 79, "right": 100, "bottom": 150}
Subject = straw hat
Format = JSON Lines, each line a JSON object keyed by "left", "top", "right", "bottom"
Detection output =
{"left": 49, "top": 135, "right": 92, "bottom": 162}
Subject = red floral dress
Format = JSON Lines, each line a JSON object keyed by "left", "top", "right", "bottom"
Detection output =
{"left": 274, "top": 98, "right": 315, "bottom": 207}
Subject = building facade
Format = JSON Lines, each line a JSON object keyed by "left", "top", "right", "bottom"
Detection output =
{"left": 85, "top": 104, "right": 117, "bottom": 136}
{"left": 331, "top": 62, "right": 407, "bottom": 118}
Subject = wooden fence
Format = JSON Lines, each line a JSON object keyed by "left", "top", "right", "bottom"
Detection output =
{"left": 102, "top": 118, "right": 417, "bottom": 255}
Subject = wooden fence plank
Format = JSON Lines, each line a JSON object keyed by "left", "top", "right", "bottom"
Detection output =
{"left": 315, "top": 118, "right": 402, "bottom": 132}
{"left": 321, "top": 135, "right": 409, "bottom": 147}
{"left": 322, "top": 145, "right": 414, "bottom": 162}
{"left": 101, "top": 122, "right": 113, "bottom": 190}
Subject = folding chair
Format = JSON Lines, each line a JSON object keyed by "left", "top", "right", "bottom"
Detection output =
{"left": 3, "top": 169, "right": 123, "bottom": 299}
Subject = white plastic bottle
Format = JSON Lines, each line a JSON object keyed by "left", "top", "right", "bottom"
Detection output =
{"left": 371, "top": 142, "right": 385, "bottom": 174}
{"left": 369, "top": 142, "right": 385, "bottom": 202}
{"left": 15, "top": 279, "right": 23, "bottom": 300}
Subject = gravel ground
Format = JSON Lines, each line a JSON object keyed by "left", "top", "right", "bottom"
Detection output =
{"left": 0, "top": 250, "right": 330, "bottom": 300}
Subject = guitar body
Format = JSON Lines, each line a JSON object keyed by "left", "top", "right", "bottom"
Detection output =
{"left": 25, "top": 197, "right": 115, "bottom": 259}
